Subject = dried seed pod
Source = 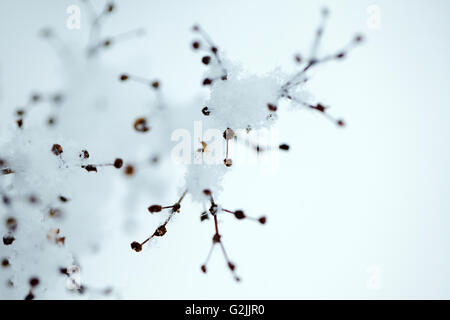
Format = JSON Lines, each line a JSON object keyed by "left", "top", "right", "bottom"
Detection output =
{"left": 29, "top": 277, "right": 39, "bottom": 288}
{"left": 267, "top": 103, "right": 277, "bottom": 112}
{"left": 130, "top": 241, "right": 142, "bottom": 252}
{"left": 153, "top": 225, "right": 167, "bottom": 237}
{"left": 82, "top": 165, "right": 97, "bottom": 172}
{"left": 124, "top": 164, "right": 135, "bottom": 176}
{"left": 202, "top": 78, "right": 212, "bottom": 86}
{"left": 3, "top": 235, "right": 15, "bottom": 245}
{"left": 258, "top": 216, "right": 267, "bottom": 224}
{"left": 223, "top": 128, "right": 235, "bottom": 140}
{"left": 224, "top": 158, "right": 233, "bottom": 167}
{"left": 201, "top": 106, "right": 210, "bottom": 116}
{"left": 114, "top": 158, "right": 123, "bottom": 169}
{"left": 119, "top": 74, "right": 129, "bottom": 81}
{"left": 192, "top": 41, "right": 200, "bottom": 49}
{"left": 134, "top": 117, "right": 150, "bottom": 132}
{"left": 201, "top": 56, "right": 211, "bottom": 65}
{"left": 79, "top": 150, "right": 89, "bottom": 159}
{"left": 51, "top": 144, "right": 63, "bottom": 156}
{"left": 233, "top": 210, "right": 245, "bottom": 220}
{"left": 148, "top": 205, "right": 162, "bottom": 213}
{"left": 6, "top": 217, "right": 17, "bottom": 232}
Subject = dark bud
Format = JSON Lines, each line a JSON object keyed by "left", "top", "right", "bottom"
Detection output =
{"left": 148, "top": 205, "right": 162, "bottom": 213}
{"left": 28, "top": 195, "right": 38, "bottom": 204}
{"left": 223, "top": 128, "right": 235, "bottom": 140}
{"left": 151, "top": 81, "right": 160, "bottom": 89}
{"left": 59, "top": 267, "right": 69, "bottom": 275}
{"left": 337, "top": 119, "right": 345, "bottom": 127}
{"left": 267, "top": 103, "right": 277, "bottom": 112}
{"left": 279, "top": 144, "right": 290, "bottom": 151}
{"left": 29, "top": 277, "right": 39, "bottom": 288}
{"left": 153, "top": 225, "right": 167, "bottom": 237}
{"left": 258, "top": 216, "right": 267, "bottom": 224}
{"left": 52, "top": 94, "right": 64, "bottom": 104}
{"left": 31, "top": 94, "right": 41, "bottom": 103}
{"left": 0, "top": 158, "right": 4, "bottom": 167}
{"left": 130, "top": 241, "right": 142, "bottom": 252}
{"left": 224, "top": 158, "right": 233, "bottom": 167}
{"left": 16, "top": 109, "right": 25, "bottom": 116}
{"left": 16, "top": 119, "right": 23, "bottom": 128}
{"left": 314, "top": 103, "right": 326, "bottom": 112}
{"left": 203, "top": 189, "right": 211, "bottom": 196}
{"left": 294, "top": 54, "right": 302, "bottom": 63}
{"left": 200, "top": 211, "right": 209, "bottom": 222}
{"left": 201, "top": 265, "right": 207, "bottom": 273}
{"left": 202, "top": 78, "right": 212, "bottom": 86}
{"left": 79, "top": 150, "right": 89, "bottom": 159}
{"left": 3, "top": 235, "right": 15, "bottom": 245}
{"left": 233, "top": 210, "right": 245, "bottom": 220}
{"left": 336, "top": 52, "right": 345, "bottom": 59}
{"left": 2, "top": 195, "right": 10, "bottom": 206}
{"left": 192, "top": 25, "right": 200, "bottom": 32}
{"left": 211, "top": 47, "right": 218, "bottom": 54}
{"left": 119, "top": 74, "right": 129, "bottom": 81}
{"left": 221, "top": 75, "right": 228, "bottom": 81}
{"left": 114, "top": 158, "right": 123, "bottom": 169}
{"left": 49, "top": 208, "right": 62, "bottom": 218}
{"left": 201, "top": 56, "right": 211, "bottom": 65}
{"left": 25, "top": 292, "right": 35, "bottom": 300}
{"left": 51, "top": 144, "right": 63, "bottom": 156}
{"left": 201, "top": 106, "right": 210, "bottom": 116}
{"left": 124, "top": 165, "right": 135, "bottom": 176}
{"left": 228, "top": 262, "right": 236, "bottom": 271}
{"left": 103, "top": 39, "right": 112, "bottom": 47}
{"left": 235, "top": 276, "right": 241, "bottom": 282}
{"left": 192, "top": 41, "right": 200, "bottom": 49}
{"left": 134, "top": 117, "right": 150, "bottom": 132}
{"left": 47, "top": 117, "right": 56, "bottom": 126}
{"left": 6, "top": 217, "right": 17, "bottom": 232}
{"left": 354, "top": 35, "right": 364, "bottom": 43}
{"left": 1, "top": 258, "right": 9, "bottom": 268}
{"left": 212, "top": 233, "right": 221, "bottom": 243}
{"left": 106, "top": 3, "right": 114, "bottom": 13}
{"left": 83, "top": 165, "right": 97, "bottom": 173}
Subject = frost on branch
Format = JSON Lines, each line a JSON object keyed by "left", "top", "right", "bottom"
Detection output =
{"left": 129, "top": 9, "right": 363, "bottom": 281}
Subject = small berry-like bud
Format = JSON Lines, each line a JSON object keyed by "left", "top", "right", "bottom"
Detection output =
{"left": 1, "top": 258, "right": 9, "bottom": 268}
{"left": 233, "top": 210, "right": 245, "bottom": 220}
{"left": 151, "top": 81, "right": 160, "bottom": 89}
{"left": 267, "top": 103, "right": 277, "bottom": 112}
{"left": 203, "top": 189, "right": 211, "bottom": 196}
{"left": 114, "top": 158, "right": 123, "bottom": 169}
{"left": 201, "top": 106, "right": 210, "bottom": 116}
{"left": 29, "top": 277, "right": 39, "bottom": 287}
{"left": 124, "top": 164, "right": 135, "bottom": 176}
{"left": 148, "top": 205, "right": 162, "bottom": 213}
{"left": 211, "top": 47, "right": 218, "bottom": 54}
{"left": 130, "top": 241, "right": 142, "bottom": 252}
{"left": 258, "top": 216, "right": 267, "bottom": 224}
{"left": 223, "top": 128, "right": 235, "bottom": 140}
{"left": 79, "top": 150, "right": 89, "bottom": 159}
{"left": 279, "top": 144, "right": 290, "bottom": 151}
{"left": 119, "top": 74, "right": 129, "bottom": 81}
{"left": 202, "top": 78, "right": 212, "bottom": 86}
{"left": 228, "top": 262, "right": 236, "bottom": 271}
{"left": 3, "top": 236, "right": 15, "bottom": 245}
{"left": 192, "top": 41, "right": 200, "bottom": 49}
{"left": 336, "top": 52, "right": 345, "bottom": 59}
{"left": 201, "top": 56, "right": 211, "bottom": 65}
{"left": 212, "top": 234, "right": 221, "bottom": 243}
{"left": 154, "top": 225, "right": 167, "bottom": 237}
{"left": 51, "top": 144, "right": 63, "bottom": 156}
{"left": 134, "top": 117, "right": 150, "bottom": 132}
{"left": 83, "top": 165, "right": 97, "bottom": 172}
{"left": 337, "top": 119, "right": 345, "bottom": 127}
{"left": 201, "top": 265, "right": 207, "bottom": 273}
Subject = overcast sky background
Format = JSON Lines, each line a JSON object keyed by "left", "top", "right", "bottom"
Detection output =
{"left": 1, "top": 0, "right": 449, "bottom": 299}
